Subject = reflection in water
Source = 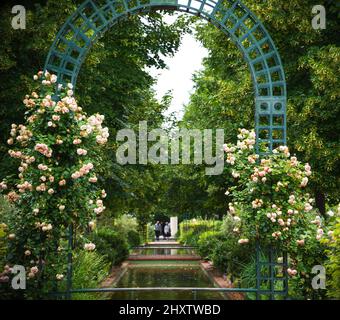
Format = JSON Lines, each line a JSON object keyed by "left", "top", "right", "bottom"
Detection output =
{"left": 131, "top": 248, "right": 195, "bottom": 255}
{"left": 110, "top": 266, "right": 226, "bottom": 300}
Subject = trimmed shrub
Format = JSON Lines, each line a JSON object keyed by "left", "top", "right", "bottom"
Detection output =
{"left": 197, "top": 231, "right": 220, "bottom": 259}
{"left": 127, "top": 229, "right": 141, "bottom": 248}
{"left": 89, "top": 227, "right": 129, "bottom": 266}
{"left": 210, "top": 234, "right": 254, "bottom": 276}
{"left": 179, "top": 219, "right": 221, "bottom": 246}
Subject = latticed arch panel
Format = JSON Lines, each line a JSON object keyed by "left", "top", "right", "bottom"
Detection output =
{"left": 44, "top": 0, "right": 287, "bottom": 153}
{"left": 45, "top": 0, "right": 289, "bottom": 299}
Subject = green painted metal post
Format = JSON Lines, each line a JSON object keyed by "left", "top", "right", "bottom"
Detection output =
{"left": 269, "top": 247, "right": 274, "bottom": 300}
{"left": 255, "top": 241, "right": 261, "bottom": 300}
{"left": 66, "top": 224, "right": 73, "bottom": 300}
{"left": 283, "top": 251, "right": 289, "bottom": 299}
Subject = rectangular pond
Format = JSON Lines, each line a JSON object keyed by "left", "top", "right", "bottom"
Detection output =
{"left": 110, "top": 265, "right": 226, "bottom": 300}
{"left": 130, "top": 248, "right": 196, "bottom": 256}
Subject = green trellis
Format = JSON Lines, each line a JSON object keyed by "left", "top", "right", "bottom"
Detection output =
{"left": 44, "top": 0, "right": 288, "bottom": 299}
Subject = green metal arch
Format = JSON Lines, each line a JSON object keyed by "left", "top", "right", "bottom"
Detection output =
{"left": 44, "top": 0, "right": 287, "bottom": 153}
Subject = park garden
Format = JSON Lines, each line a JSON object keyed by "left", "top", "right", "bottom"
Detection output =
{"left": 0, "top": 0, "right": 339, "bottom": 300}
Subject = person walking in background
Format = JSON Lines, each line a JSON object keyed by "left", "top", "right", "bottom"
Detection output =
{"left": 161, "top": 221, "right": 165, "bottom": 239}
{"left": 154, "top": 221, "right": 161, "bottom": 241}
{"left": 164, "top": 222, "right": 171, "bottom": 240}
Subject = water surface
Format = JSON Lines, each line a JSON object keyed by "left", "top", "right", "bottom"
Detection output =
{"left": 110, "top": 266, "right": 225, "bottom": 300}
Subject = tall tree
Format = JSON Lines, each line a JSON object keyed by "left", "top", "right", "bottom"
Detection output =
{"left": 0, "top": 1, "right": 187, "bottom": 222}
{"left": 183, "top": 0, "right": 340, "bottom": 212}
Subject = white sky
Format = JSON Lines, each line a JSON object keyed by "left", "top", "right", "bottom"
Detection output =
{"left": 146, "top": 13, "right": 208, "bottom": 120}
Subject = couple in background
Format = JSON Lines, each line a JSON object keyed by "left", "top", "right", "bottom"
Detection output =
{"left": 154, "top": 221, "right": 171, "bottom": 240}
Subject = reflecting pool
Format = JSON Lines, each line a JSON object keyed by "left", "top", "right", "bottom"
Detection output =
{"left": 110, "top": 265, "right": 226, "bottom": 300}
{"left": 130, "top": 248, "right": 196, "bottom": 256}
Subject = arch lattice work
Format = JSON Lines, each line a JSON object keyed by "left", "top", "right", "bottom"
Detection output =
{"left": 44, "top": 0, "right": 289, "bottom": 300}
{"left": 44, "top": 0, "right": 287, "bottom": 155}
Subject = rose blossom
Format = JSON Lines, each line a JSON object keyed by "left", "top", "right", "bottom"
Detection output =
{"left": 56, "top": 274, "right": 64, "bottom": 280}
{"left": 89, "top": 221, "right": 96, "bottom": 230}
{"left": 300, "top": 177, "right": 308, "bottom": 187}
{"left": 34, "top": 143, "right": 52, "bottom": 157}
{"left": 38, "top": 164, "right": 48, "bottom": 171}
{"left": 42, "top": 224, "right": 52, "bottom": 232}
{"left": 50, "top": 75, "right": 57, "bottom": 83}
{"left": 278, "top": 219, "right": 285, "bottom": 226}
{"left": 296, "top": 239, "right": 305, "bottom": 246}
{"left": 30, "top": 266, "right": 39, "bottom": 274}
{"left": 287, "top": 268, "right": 297, "bottom": 276}
{"left": 77, "top": 148, "right": 87, "bottom": 156}
{"left": 304, "top": 203, "right": 313, "bottom": 212}
{"left": 251, "top": 199, "right": 263, "bottom": 209}
{"left": 73, "top": 139, "right": 82, "bottom": 145}
{"left": 326, "top": 210, "right": 334, "bottom": 217}
{"left": 84, "top": 243, "right": 96, "bottom": 251}
{"left": 238, "top": 239, "right": 249, "bottom": 244}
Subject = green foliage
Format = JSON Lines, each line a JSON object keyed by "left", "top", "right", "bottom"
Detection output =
{"left": 179, "top": 218, "right": 252, "bottom": 277}
{"left": 204, "top": 215, "right": 254, "bottom": 276}
{"left": 89, "top": 227, "right": 129, "bottom": 267}
{"left": 0, "top": 196, "right": 12, "bottom": 270}
{"left": 188, "top": 0, "right": 340, "bottom": 207}
{"left": 323, "top": 206, "right": 340, "bottom": 299}
{"left": 0, "top": 197, "right": 20, "bottom": 299}
{"left": 146, "top": 222, "right": 155, "bottom": 242}
{"left": 71, "top": 250, "right": 110, "bottom": 300}
{"left": 112, "top": 214, "right": 141, "bottom": 247}
{"left": 238, "top": 251, "right": 286, "bottom": 300}
{"left": 179, "top": 219, "right": 221, "bottom": 246}
{"left": 0, "top": 1, "right": 187, "bottom": 229}
{"left": 0, "top": 2, "right": 187, "bottom": 299}
{"left": 196, "top": 230, "right": 220, "bottom": 260}
{"left": 113, "top": 214, "right": 138, "bottom": 233}
{"left": 127, "top": 229, "right": 141, "bottom": 248}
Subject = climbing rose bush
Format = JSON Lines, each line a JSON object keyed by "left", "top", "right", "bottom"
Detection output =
{"left": 0, "top": 71, "right": 109, "bottom": 297}
{"left": 224, "top": 129, "right": 331, "bottom": 288}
